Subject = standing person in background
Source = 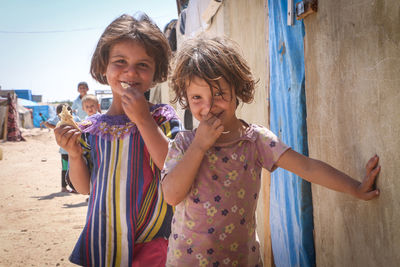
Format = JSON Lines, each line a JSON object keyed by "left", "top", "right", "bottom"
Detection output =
{"left": 81, "top": 94, "right": 101, "bottom": 118}
{"left": 72, "top": 81, "right": 89, "bottom": 120}
{"left": 44, "top": 104, "right": 80, "bottom": 193}
{"left": 54, "top": 13, "right": 181, "bottom": 266}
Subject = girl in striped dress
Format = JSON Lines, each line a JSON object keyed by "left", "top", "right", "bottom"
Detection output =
{"left": 54, "top": 14, "right": 181, "bottom": 266}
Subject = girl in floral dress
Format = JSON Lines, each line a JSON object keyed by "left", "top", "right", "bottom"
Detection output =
{"left": 54, "top": 14, "right": 181, "bottom": 266}
{"left": 161, "top": 36, "right": 380, "bottom": 267}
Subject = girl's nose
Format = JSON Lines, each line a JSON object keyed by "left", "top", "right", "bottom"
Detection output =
{"left": 125, "top": 65, "right": 138, "bottom": 77}
{"left": 200, "top": 100, "right": 212, "bottom": 118}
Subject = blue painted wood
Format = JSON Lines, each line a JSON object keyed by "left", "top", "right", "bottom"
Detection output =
{"left": 268, "top": 1, "right": 315, "bottom": 266}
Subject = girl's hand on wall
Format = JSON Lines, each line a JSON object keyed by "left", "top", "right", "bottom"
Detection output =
{"left": 355, "top": 155, "right": 381, "bottom": 200}
{"left": 54, "top": 125, "right": 82, "bottom": 158}
{"left": 192, "top": 113, "right": 224, "bottom": 152}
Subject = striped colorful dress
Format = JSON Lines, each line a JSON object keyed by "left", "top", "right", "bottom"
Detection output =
{"left": 69, "top": 104, "right": 181, "bottom": 267}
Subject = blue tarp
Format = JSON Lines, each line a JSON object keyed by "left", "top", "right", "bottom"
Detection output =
{"left": 18, "top": 98, "right": 38, "bottom": 107}
{"left": 268, "top": 1, "right": 315, "bottom": 266}
{"left": 14, "top": 89, "right": 33, "bottom": 101}
{"left": 26, "top": 105, "right": 50, "bottom": 128}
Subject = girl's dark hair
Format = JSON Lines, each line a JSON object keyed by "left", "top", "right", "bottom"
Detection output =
{"left": 90, "top": 14, "right": 171, "bottom": 85}
{"left": 169, "top": 36, "right": 256, "bottom": 109}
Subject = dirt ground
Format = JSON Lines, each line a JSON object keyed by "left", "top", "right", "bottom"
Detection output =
{"left": 0, "top": 128, "right": 87, "bottom": 266}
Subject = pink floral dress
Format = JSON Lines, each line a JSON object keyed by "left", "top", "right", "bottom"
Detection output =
{"left": 162, "top": 123, "right": 289, "bottom": 267}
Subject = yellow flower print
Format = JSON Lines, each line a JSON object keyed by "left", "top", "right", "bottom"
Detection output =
{"left": 239, "top": 208, "right": 245, "bottom": 215}
{"left": 237, "top": 188, "right": 246, "bottom": 199}
{"left": 207, "top": 206, "right": 217, "bottom": 217}
{"left": 174, "top": 249, "right": 182, "bottom": 258}
{"left": 210, "top": 165, "right": 216, "bottom": 170}
{"left": 227, "top": 170, "right": 238, "bottom": 180}
{"left": 192, "top": 188, "right": 199, "bottom": 195}
{"left": 207, "top": 217, "right": 214, "bottom": 224}
{"left": 230, "top": 242, "right": 239, "bottom": 251}
{"left": 232, "top": 260, "right": 239, "bottom": 266}
{"left": 199, "top": 258, "right": 209, "bottom": 267}
{"left": 225, "top": 223, "right": 235, "bottom": 234}
{"left": 225, "top": 191, "right": 231, "bottom": 197}
{"left": 208, "top": 153, "right": 218, "bottom": 164}
{"left": 251, "top": 169, "right": 257, "bottom": 180}
{"left": 240, "top": 155, "right": 246, "bottom": 162}
{"left": 186, "top": 220, "right": 195, "bottom": 229}
{"left": 186, "top": 238, "right": 192, "bottom": 245}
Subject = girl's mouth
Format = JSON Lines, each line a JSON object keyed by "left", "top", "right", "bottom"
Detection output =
{"left": 120, "top": 81, "right": 139, "bottom": 89}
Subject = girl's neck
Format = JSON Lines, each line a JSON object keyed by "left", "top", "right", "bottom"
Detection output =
{"left": 215, "top": 118, "right": 246, "bottom": 144}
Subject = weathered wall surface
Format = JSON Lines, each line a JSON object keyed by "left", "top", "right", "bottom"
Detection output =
{"left": 303, "top": 1, "right": 400, "bottom": 266}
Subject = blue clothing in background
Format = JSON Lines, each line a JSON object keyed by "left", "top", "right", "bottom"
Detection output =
{"left": 72, "top": 96, "right": 87, "bottom": 120}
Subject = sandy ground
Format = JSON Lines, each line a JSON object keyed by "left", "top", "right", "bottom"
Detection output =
{"left": 0, "top": 128, "right": 87, "bottom": 266}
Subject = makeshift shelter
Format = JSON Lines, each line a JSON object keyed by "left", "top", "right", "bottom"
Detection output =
{"left": 0, "top": 93, "right": 24, "bottom": 141}
{"left": 17, "top": 98, "right": 50, "bottom": 128}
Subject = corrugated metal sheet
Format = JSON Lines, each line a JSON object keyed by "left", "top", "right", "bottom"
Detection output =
{"left": 268, "top": 1, "right": 315, "bottom": 266}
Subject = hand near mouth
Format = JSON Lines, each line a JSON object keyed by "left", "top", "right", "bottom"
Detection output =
{"left": 120, "top": 82, "right": 151, "bottom": 124}
{"left": 192, "top": 113, "right": 224, "bottom": 152}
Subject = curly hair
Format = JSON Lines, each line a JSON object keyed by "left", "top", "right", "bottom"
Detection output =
{"left": 169, "top": 36, "right": 256, "bottom": 109}
{"left": 90, "top": 13, "right": 171, "bottom": 85}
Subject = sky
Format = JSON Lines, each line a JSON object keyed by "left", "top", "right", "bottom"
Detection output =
{"left": 0, "top": 0, "right": 178, "bottom": 102}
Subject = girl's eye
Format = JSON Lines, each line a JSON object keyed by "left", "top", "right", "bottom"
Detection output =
{"left": 138, "top": 62, "right": 149, "bottom": 68}
{"left": 113, "top": 59, "right": 126, "bottom": 65}
{"left": 214, "top": 91, "right": 224, "bottom": 97}
{"left": 191, "top": 95, "right": 201, "bottom": 101}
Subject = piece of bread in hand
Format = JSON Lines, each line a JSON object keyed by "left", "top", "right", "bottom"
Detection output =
{"left": 56, "top": 105, "right": 81, "bottom": 131}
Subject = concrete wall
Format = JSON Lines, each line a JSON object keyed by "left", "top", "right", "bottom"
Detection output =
{"left": 303, "top": 0, "right": 400, "bottom": 266}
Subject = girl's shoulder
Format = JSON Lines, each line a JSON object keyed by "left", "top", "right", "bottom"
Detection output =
{"left": 151, "top": 103, "right": 180, "bottom": 123}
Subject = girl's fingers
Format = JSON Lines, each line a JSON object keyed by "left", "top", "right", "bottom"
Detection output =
{"left": 362, "top": 164, "right": 381, "bottom": 192}
{"left": 366, "top": 155, "right": 379, "bottom": 174}
{"left": 361, "top": 189, "right": 380, "bottom": 201}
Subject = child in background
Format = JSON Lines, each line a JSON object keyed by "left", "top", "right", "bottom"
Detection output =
{"left": 54, "top": 14, "right": 181, "bottom": 266}
{"left": 39, "top": 112, "right": 48, "bottom": 130}
{"left": 161, "top": 36, "right": 381, "bottom": 266}
{"left": 72, "top": 81, "right": 89, "bottom": 120}
{"left": 44, "top": 104, "right": 79, "bottom": 193}
{"left": 81, "top": 94, "right": 101, "bottom": 117}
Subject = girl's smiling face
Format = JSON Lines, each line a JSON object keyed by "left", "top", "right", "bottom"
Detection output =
{"left": 105, "top": 40, "right": 156, "bottom": 96}
{"left": 187, "top": 76, "right": 239, "bottom": 132}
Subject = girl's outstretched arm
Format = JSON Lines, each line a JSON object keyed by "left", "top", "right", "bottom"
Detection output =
{"left": 54, "top": 125, "right": 90, "bottom": 195}
{"left": 276, "top": 149, "right": 380, "bottom": 200}
{"left": 162, "top": 114, "right": 224, "bottom": 206}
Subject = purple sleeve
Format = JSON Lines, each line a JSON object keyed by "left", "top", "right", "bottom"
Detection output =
{"left": 255, "top": 126, "right": 290, "bottom": 172}
{"left": 161, "top": 131, "right": 190, "bottom": 181}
